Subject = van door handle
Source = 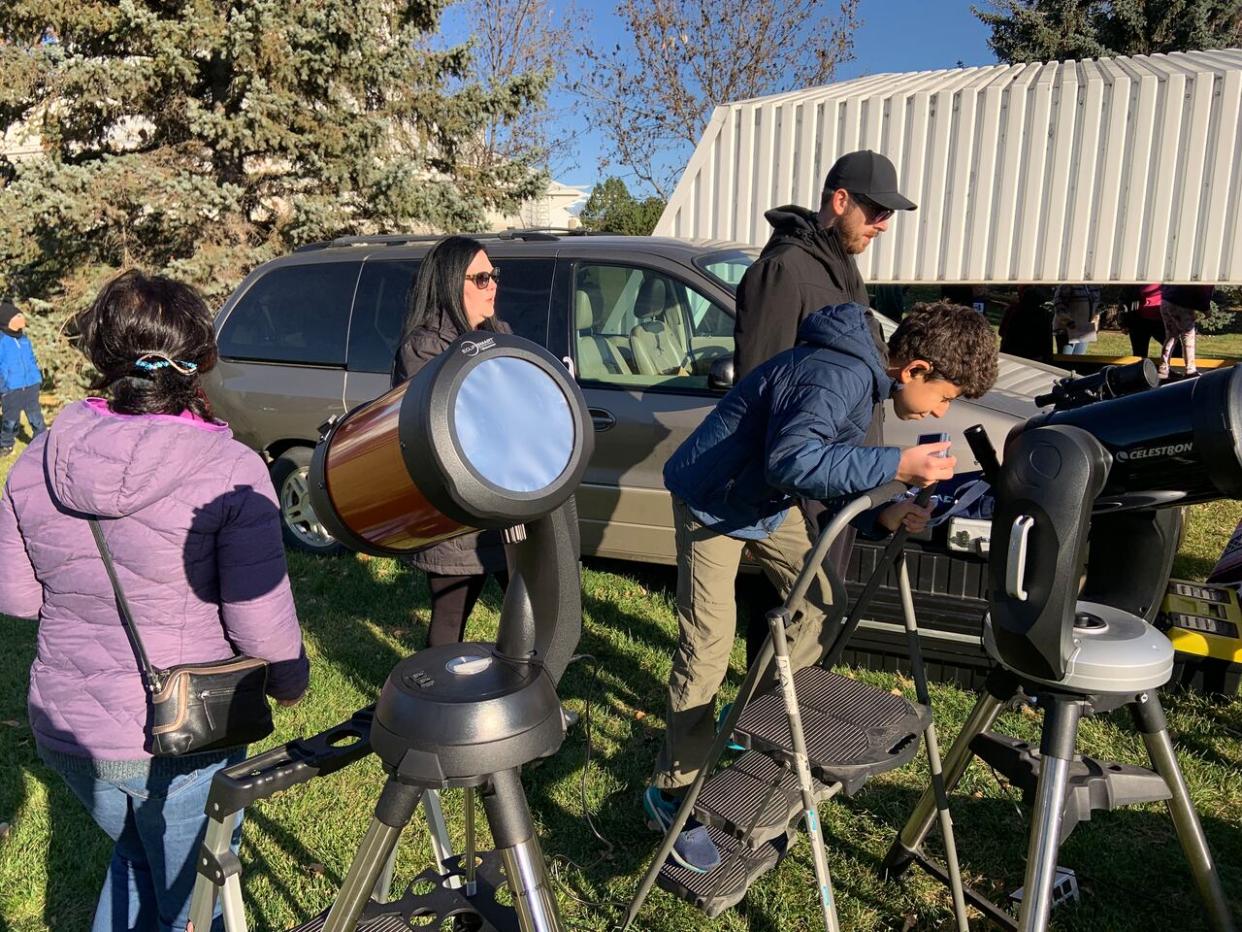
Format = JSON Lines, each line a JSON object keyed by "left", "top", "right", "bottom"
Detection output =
{"left": 588, "top": 408, "right": 616, "bottom": 432}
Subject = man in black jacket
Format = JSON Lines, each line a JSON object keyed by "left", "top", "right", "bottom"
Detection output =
{"left": 732, "top": 150, "right": 916, "bottom": 664}
{"left": 734, "top": 149, "right": 916, "bottom": 378}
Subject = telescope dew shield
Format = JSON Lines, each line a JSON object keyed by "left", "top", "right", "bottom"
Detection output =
{"left": 309, "top": 334, "right": 592, "bottom": 556}
{"left": 1029, "top": 366, "right": 1242, "bottom": 510}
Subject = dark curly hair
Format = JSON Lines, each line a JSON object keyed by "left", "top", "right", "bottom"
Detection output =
{"left": 887, "top": 301, "right": 998, "bottom": 399}
{"left": 74, "top": 269, "right": 218, "bottom": 419}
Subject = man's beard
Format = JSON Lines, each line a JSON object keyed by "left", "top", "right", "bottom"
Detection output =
{"left": 838, "top": 217, "right": 869, "bottom": 254}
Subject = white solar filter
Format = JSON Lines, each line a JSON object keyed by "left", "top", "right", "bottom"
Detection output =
{"left": 656, "top": 49, "right": 1242, "bottom": 285}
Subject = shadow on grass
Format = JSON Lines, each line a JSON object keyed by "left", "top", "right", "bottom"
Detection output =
{"left": 843, "top": 770, "right": 1242, "bottom": 931}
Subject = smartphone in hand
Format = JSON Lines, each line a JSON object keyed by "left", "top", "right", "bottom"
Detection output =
{"left": 918, "top": 432, "right": 951, "bottom": 457}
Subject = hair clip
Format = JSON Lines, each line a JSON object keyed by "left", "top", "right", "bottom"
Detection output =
{"left": 135, "top": 353, "right": 198, "bottom": 374}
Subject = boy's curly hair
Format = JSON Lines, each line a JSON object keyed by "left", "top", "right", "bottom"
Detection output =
{"left": 886, "top": 301, "right": 998, "bottom": 398}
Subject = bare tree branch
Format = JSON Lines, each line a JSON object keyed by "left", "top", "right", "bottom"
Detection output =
{"left": 455, "top": 0, "right": 585, "bottom": 177}
{"left": 578, "top": 0, "right": 860, "bottom": 197}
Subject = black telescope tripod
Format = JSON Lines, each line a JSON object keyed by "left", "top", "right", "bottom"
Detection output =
{"left": 187, "top": 508, "right": 582, "bottom": 932}
{"left": 886, "top": 419, "right": 1237, "bottom": 932}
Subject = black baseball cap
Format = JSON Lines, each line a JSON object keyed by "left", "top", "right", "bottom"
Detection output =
{"left": 823, "top": 150, "right": 917, "bottom": 212}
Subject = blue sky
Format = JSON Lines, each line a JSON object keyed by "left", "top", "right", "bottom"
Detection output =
{"left": 444, "top": 0, "right": 998, "bottom": 195}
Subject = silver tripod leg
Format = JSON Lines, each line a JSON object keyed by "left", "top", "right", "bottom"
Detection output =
{"left": 323, "top": 780, "right": 423, "bottom": 932}
{"left": 422, "top": 789, "right": 460, "bottom": 888}
{"left": 895, "top": 556, "right": 969, "bottom": 932}
{"left": 767, "top": 609, "right": 841, "bottom": 932}
{"left": 887, "top": 686, "right": 1005, "bottom": 870}
{"left": 370, "top": 789, "right": 458, "bottom": 903}
{"left": 1132, "top": 693, "right": 1237, "bottom": 932}
{"left": 1017, "top": 698, "right": 1080, "bottom": 932}
{"left": 483, "top": 768, "right": 563, "bottom": 932}
{"left": 187, "top": 810, "right": 246, "bottom": 932}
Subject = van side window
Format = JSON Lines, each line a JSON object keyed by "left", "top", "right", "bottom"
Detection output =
{"left": 349, "top": 260, "right": 420, "bottom": 373}
{"left": 218, "top": 263, "right": 360, "bottom": 366}
{"left": 571, "top": 263, "right": 734, "bottom": 388}
{"left": 495, "top": 259, "right": 555, "bottom": 347}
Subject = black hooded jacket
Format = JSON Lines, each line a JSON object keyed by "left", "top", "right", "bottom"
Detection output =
{"left": 734, "top": 205, "right": 872, "bottom": 379}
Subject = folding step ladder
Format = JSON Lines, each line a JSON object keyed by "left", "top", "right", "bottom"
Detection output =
{"left": 624, "top": 481, "right": 969, "bottom": 929}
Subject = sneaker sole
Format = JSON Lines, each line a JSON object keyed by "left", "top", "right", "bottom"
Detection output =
{"left": 643, "top": 792, "right": 711, "bottom": 874}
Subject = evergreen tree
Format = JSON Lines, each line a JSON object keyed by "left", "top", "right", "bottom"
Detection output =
{"left": 0, "top": 1, "right": 550, "bottom": 311}
{"left": 974, "top": 0, "right": 1242, "bottom": 63}
{"left": 578, "top": 177, "right": 665, "bottom": 236}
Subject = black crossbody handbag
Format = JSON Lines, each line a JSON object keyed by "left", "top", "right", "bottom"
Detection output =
{"left": 89, "top": 518, "right": 275, "bottom": 756}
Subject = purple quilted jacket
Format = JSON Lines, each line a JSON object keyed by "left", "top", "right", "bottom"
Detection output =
{"left": 0, "top": 399, "right": 309, "bottom": 759}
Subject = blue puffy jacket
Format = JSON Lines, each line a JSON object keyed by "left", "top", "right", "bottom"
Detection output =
{"left": 0, "top": 332, "right": 41, "bottom": 394}
{"left": 664, "top": 302, "right": 901, "bottom": 540}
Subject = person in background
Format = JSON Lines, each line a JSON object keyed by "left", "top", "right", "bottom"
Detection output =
{"left": 1122, "top": 283, "right": 1165, "bottom": 358}
{"left": 0, "top": 300, "right": 47, "bottom": 456}
{"left": 872, "top": 284, "right": 908, "bottom": 321}
{"left": 1159, "top": 284, "right": 1214, "bottom": 379}
{"left": 998, "top": 285, "right": 1055, "bottom": 363}
{"left": 393, "top": 236, "right": 512, "bottom": 647}
{"left": 0, "top": 270, "right": 309, "bottom": 932}
{"left": 940, "top": 284, "right": 976, "bottom": 308}
{"left": 1053, "top": 284, "right": 1101, "bottom": 355}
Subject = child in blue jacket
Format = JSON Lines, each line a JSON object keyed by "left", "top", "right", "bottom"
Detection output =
{"left": 0, "top": 302, "right": 47, "bottom": 455}
{"left": 646, "top": 301, "right": 999, "bottom": 872}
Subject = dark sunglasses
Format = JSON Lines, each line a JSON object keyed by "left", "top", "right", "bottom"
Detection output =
{"left": 465, "top": 268, "right": 501, "bottom": 289}
{"left": 850, "top": 192, "right": 894, "bottom": 224}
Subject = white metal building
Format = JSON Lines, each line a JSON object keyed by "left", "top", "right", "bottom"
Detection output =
{"left": 655, "top": 49, "right": 1242, "bottom": 284}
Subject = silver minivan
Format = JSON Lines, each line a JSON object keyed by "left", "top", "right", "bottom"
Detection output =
{"left": 204, "top": 230, "right": 1062, "bottom": 680}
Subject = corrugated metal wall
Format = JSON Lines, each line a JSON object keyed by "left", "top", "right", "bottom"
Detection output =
{"left": 655, "top": 50, "right": 1242, "bottom": 284}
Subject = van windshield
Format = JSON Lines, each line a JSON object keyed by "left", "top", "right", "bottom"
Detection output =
{"left": 695, "top": 246, "right": 909, "bottom": 333}
{"left": 694, "top": 248, "right": 759, "bottom": 293}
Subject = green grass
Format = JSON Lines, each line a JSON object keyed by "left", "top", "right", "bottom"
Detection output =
{"left": 0, "top": 423, "right": 1240, "bottom": 931}
{"left": 1088, "top": 329, "right": 1242, "bottom": 360}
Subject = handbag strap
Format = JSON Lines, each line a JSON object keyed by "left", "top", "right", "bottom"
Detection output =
{"left": 88, "top": 518, "right": 161, "bottom": 690}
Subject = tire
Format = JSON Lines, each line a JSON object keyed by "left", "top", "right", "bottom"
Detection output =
{"left": 269, "top": 446, "right": 345, "bottom": 556}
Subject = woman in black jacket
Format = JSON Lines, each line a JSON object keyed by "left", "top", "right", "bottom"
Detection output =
{"left": 393, "top": 235, "right": 511, "bottom": 646}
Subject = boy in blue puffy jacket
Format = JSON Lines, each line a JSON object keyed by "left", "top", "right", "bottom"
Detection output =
{"left": 0, "top": 302, "right": 47, "bottom": 456}
{"left": 645, "top": 301, "right": 999, "bottom": 872}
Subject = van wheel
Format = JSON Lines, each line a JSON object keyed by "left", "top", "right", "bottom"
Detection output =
{"left": 270, "top": 447, "right": 344, "bottom": 556}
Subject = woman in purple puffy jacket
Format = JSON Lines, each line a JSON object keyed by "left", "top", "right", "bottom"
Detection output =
{"left": 0, "top": 270, "right": 309, "bottom": 932}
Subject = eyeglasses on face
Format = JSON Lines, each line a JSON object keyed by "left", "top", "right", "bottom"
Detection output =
{"left": 465, "top": 268, "right": 501, "bottom": 289}
{"left": 850, "top": 192, "right": 894, "bottom": 225}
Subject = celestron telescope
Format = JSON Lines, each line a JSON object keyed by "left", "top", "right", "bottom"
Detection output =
{"left": 187, "top": 332, "right": 593, "bottom": 932}
{"left": 886, "top": 360, "right": 1239, "bottom": 932}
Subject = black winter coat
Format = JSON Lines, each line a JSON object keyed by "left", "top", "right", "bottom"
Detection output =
{"left": 391, "top": 309, "right": 512, "bottom": 576}
{"left": 734, "top": 205, "right": 875, "bottom": 380}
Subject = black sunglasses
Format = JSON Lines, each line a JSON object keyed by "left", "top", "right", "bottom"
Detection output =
{"left": 850, "top": 192, "right": 894, "bottom": 224}
{"left": 465, "top": 268, "right": 501, "bottom": 289}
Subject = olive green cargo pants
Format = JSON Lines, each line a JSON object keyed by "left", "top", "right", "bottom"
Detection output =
{"left": 652, "top": 497, "right": 838, "bottom": 791}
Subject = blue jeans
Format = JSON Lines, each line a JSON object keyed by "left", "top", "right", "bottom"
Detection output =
{"left": 1063, "top": 340, "right": 1090, "bottom": 355}
{"left": 1, "top": 383, "right": 46, "bottom": 450}
{"left": 38, "top": 745, "right": 245, "bottom": 932}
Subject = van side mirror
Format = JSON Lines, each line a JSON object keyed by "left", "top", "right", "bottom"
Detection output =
{"left": 708, "top": 354, "right": 735, "bottom": 391}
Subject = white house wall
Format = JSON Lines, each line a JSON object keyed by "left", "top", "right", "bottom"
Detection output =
{"left": 655, "top": 49, "right": 1242, "bottom": 285}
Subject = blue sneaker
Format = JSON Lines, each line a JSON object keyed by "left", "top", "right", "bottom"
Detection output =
{"left": 716, "top": 703, "right": 745, "bottom": 752}
{"left": 643, "top": 786, "right": 722, "bottom": 874}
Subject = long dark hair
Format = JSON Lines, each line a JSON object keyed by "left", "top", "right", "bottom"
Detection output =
{"left": 401, "top": 235, "right": 500, "bottom": 340}
{"left": 75, "top": 269, "right": 218, "bottom": 419}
